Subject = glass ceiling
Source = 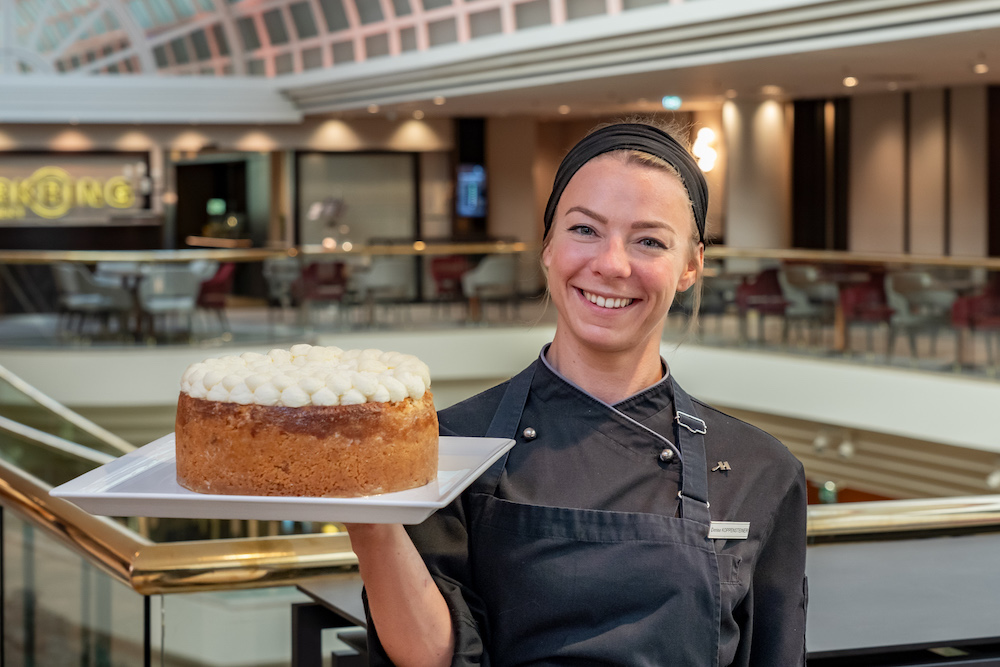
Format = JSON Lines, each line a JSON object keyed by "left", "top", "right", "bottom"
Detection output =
{"left": 0, "top": 0, "right": 687, "bottom": 77}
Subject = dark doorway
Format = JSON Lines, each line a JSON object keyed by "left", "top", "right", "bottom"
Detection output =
{"left": 174, "top": 160, "right": 248, "bottom": 248}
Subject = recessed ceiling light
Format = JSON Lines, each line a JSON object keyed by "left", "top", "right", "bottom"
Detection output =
{"left": 413, "top": 110, "right": 425, "bottom": 120}
{"left": 724, "top": 89, "right": 738, "bottom": 99}
{"left": 760, "top": 85, "right": 783, "bottom": 96}
{"left": 843, "top": 76, "right": 859, "bottom": 88}
{"left": 433, "top": 96, "right": 446, "bottom": 105}
{"left": 974, "top": 63, "right": 989, "bottom": 74}
{"left": 367, "top": 104, "right": 379, "bottom": 114}
{"left": 558, "top": 105, "right": 571, "bottom": 115}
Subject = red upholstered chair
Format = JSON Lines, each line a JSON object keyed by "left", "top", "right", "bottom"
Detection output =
{"left": 197, "top": 262, "right": 236, "bottom": 333}
{"left": 839, "top": 273, "right": 895, "bottom": 357}
{"left": 430, "top": 255, "right": 471, "bottom": 317}
{"left": 736, "top": 268, "right": 787, "bottom": 343}
{"left": 292, "top": 262, "right": 349, "bottom": 325}
{"left": 951, "top": 273, "right": 1000, "bottom": 372}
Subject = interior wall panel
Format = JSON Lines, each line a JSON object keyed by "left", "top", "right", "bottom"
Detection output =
{"left": 948, "top": 86, "right": 988, "bottom": 257}
{"left": 908, "top": 90, "right": 946, "bottom": 255}
{"left": 849, "top": 94, "right": 905, "bottom": 253}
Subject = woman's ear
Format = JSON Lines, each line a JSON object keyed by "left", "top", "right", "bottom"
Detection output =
{"left": 677, "top": 242, "right": 704, "bottom": 292}
{"left": 541, "top": 240, "right": 553, "bottom": 269}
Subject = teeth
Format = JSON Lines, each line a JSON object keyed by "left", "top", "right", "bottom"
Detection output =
{"left": 583, "top": 290, "right": 633, "bottom": 309}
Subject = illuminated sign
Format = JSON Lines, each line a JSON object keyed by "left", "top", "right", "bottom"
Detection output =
{"left": 0, "top": 166, "right": 136, "bottom": 220}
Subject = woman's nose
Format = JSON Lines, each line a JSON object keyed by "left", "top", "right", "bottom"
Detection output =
{"left": 592, "top": 238, "right": 631, "bottom": 278}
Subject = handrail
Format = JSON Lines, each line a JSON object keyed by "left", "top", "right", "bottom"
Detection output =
{"left": 0, "top": 241, "right": 531, "bottom": 265}
{"left": 807, "top": 495, "right": 1000, "bottom": 538}
{"left": 1, "top": 450, "right": 999, "bottom": 596}
{"left": 0, "top": 456, "right": 358, "bottom": 595}
{"left": 705, "top": 246, "right": 1000, "bottom": 271}
{"left": 0, "top": 415, "right": 115, "bottom": 465}
{"left": 3, "top": 245, "right": 1000, "bottom": 268}
{"left": 0, "top": 362, "right": 135, "bottom": 455}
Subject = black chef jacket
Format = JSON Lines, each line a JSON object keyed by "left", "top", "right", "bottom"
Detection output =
{"left": 365, "top": 352, "right": 808, "bottom": 666}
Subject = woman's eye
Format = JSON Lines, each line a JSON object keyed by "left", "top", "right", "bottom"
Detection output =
{"left": 568, "top": 225, "right": 595, "bottom": 236}
{"left": 639, "top": 238, "right": 667, "bottom": 249}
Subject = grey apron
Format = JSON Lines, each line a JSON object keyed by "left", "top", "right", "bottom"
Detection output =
{"left": 467, "top": 361, "right": 721, "bottom": 665}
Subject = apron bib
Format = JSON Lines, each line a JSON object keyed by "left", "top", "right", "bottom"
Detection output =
{"left": 467, "top": 362, "right": 721, "bottom": 666}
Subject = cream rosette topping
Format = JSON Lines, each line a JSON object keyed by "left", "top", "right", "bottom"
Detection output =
{"left": 179, "top": 344, "right": 431, "bottom": 408}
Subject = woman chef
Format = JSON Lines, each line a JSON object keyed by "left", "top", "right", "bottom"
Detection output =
{"left": 347, "top": 121, "right": 808, "bottom": 666}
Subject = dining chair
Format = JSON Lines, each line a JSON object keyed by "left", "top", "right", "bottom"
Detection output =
{"left": 735, "top": 268, "right": 787, "bottom": 345}
{"left": 51, "top": 263, "right": 134, "bottom": 337}
{"left": 950, "top": 272, "right": 1000, "bottom": 374}
{"left": 885, "top": 271, "right": 956, "bottom": 362}
{"left": 292, "top": 261, "right": 350, "bottom": 326}
{"left": 839, "top": 274, "right": 894, "bottom": 358}
{"left": 137, "top": 264, "right": 201, "bottom": 341}
{"left": 461, "top": 254, "right": 519, "bottom": 322}
{"left": 353, "top": 257, "right": 415, "bottom": 326}
{"left": 430, "top": 255, "right": 471, "bottom": 319}
{"left": 196, "top": 262, "right": 236, "bottom": 334}
{"left": 263, "top": 256, "right": 303, "bottom": 323}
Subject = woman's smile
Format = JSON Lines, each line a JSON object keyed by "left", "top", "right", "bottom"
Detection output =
{"left": 579, "top": 288, "right": 635, "bottom": 309}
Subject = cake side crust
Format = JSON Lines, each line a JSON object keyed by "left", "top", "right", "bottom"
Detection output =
{"left": 175, "top": 391, "right": 439, "bottom": 497}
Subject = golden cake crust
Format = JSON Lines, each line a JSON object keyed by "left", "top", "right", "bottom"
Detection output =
{"left": 175, "top": 391, "right": 439, "bottom": 497}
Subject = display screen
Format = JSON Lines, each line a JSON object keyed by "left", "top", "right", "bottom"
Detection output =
{"left": 456, "top": 164, "right": 486, "bottom": 218}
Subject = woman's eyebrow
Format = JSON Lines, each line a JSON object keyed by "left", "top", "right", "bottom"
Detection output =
{"left": 565, "top": 206, "right": 607, "bottom": 223}
{"left": 566, "top": 206, "right": 676, "bottom": 234}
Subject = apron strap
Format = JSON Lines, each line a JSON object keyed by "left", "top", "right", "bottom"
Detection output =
{"left": 474, "top": 361, "right": 538, "bottom": 494}
{"left": 670, "top": 376, "right": 712, "bottom": 525}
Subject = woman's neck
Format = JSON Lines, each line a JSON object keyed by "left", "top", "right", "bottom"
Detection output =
{"left": 545, "top": 334, "right": 664, "bottom": 404}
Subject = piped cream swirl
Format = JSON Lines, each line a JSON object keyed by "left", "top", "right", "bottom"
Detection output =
{"left": 179, "top": 344, "right": 431, "bottom": 407}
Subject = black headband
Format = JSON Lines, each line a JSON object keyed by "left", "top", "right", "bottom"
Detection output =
{"left": 543, "top": 123, "right": 708, "bottom": 243}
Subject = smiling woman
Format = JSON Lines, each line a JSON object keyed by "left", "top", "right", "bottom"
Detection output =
{"left": 348, "top": 121, "right": 808, "bottom": 667}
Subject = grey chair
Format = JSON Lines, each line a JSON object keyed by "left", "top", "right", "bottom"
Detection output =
{"left": 778, "top": 266, "right": 836, "bottom": 346}
{"left": 461, "top": 255, "right": 519, "bottom": 322}
{"left": 136, "top": 264, "right": 201, "bottom": 341}
{"left": 263, "top": 256, "right": 302, "bottom": 324}
{"left": 352, "top": 257, "right": 414, "bottom": 326}
{"left": 51, "top": 263, "right": 134, "bottom": 337}
{"left": 885, "top": 271, "right": 957, "bottom": 361}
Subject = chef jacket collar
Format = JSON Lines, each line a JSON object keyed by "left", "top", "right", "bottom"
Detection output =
{"left": 538, "top": 344, "right": 674, "bottom": 422}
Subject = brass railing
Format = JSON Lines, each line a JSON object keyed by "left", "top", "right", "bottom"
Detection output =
{"left": 0, "top": 456, "right": 357, "bottom": 595}
{"left": 2, "top": 245, "right": 999, "bottom": 268}
{"left": 2, "top": 448, "right": 999, "bottom": 597}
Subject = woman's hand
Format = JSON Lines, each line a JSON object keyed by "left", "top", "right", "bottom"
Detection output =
{"left": 345, "top": 523, "right": 455, "bottom": 667}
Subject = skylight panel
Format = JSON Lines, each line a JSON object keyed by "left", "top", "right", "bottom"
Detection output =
{"left": 128, "top": 0, "right": 155, "bottom": 29}
{"left": 289, "top": 2, "right": 318, "bottom": 39}
{"left": 353, "top": 0, "right": 383, "bottom": 25}
{"left": 236, "top": 15, "right": 261, "bottom": 50}
{"left": 170, "top": 36, "right": 191, "bottom": 63}
{"left": 263, "top": 9, "right": 290, "bottom": 45}
{"left": 391, "top": 0, "right": 411, "bottom": 17}
{"left": 317, "top": 0, "right": 349, "bottom": 32}
{"left": 211, "top": 23, "right": 230, "bottom": 55}
{"left": 153, "top": 44, "right": 169, "bottom": 67}
{"left": 148, "top": 0, "right": 177, "bottom": 25}
{"left": 275, "top": 52, "right": 294, "bottom": 74}
{"left": 190, "top": 28, "right": 212, "bottom": 60}
{"left": 173, "top": 0, "right": 198, "bottom": 19}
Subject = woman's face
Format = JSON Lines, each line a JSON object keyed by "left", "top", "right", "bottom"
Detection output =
{"left": 542, "top": 154, "right": 703, "bottom": 358}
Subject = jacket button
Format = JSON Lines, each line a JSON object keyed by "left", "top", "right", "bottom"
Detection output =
{"left": 522, "top": 427, "right": 537, "bottom": 440}
{"left": 659, "top": 448, "right": 675, "bottom": 462}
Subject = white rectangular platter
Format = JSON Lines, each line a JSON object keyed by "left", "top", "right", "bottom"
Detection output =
{"left": 50, "top": 434, "right": 514, "bottom": 524}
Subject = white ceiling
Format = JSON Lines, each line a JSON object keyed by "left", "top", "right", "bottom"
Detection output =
{"left": 330, "top": 24, "right": 1000, "bottom": 120}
